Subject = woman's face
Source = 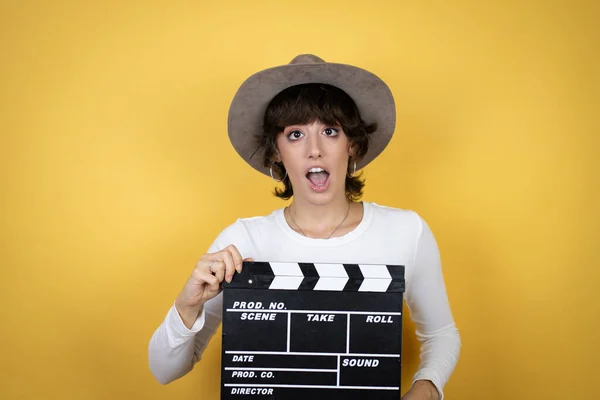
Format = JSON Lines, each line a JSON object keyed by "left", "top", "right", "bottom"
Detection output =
{"left": 275, "top": 120, "right": 352, "bottom": 205}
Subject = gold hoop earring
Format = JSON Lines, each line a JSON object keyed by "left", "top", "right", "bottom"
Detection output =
{"left": 347, "top": 161, "right": 357, "bottom": 178}
{"left": 270, "top": 165, "right": 287, "bottom": 183}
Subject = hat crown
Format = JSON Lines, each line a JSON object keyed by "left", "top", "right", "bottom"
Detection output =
{"left": 289, "top": 54, "right": 325, "bottom": 65}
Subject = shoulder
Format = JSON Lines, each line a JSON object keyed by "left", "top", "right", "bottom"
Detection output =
{"left": 210, "top": 208, "right": 282, "bottom": 248}
{"left": 235, "top": 208, "right": 282, "bottom": 233}
{"left": 367, "top": 202, "right": 424, "bottom": 230}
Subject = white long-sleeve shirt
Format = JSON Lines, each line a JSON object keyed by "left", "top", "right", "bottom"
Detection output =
{"left": 149, "top": 202, "right": 461, "bottom": 398}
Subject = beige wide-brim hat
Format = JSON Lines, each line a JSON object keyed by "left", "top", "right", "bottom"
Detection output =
{"left": 227, "top": 54, "right": 396, "bottom": 176}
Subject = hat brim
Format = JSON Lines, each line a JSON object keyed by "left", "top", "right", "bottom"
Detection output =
{"left": 227, "top": 61, "right": 396, "bottom": 176}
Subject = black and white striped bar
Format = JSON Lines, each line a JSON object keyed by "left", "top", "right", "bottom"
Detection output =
{"left": 221, "top": 262, "right": 405, "bottom": 400}
{"left": 222, "top": 261, "right": 405, "bottom": 292}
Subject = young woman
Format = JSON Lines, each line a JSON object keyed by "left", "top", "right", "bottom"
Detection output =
{"left": 149, "top": 55, "right": 461, "bottom": 400}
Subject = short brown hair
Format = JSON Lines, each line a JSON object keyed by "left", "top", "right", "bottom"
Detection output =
{"left": 256, "top": 83, "right": 377, "bottom": 201}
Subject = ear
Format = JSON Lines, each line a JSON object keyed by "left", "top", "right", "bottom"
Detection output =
{"left": 272, "top": 149, "right": 282, "bottom": 163}
{"left": 348, "top": 143, "right": 358, "bottom": 158}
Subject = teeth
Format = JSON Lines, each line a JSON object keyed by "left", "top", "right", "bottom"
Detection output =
{"left": 308, "top": 167, "right": 325, "bottom": 173}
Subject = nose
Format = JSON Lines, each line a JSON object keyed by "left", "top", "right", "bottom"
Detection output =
{"left": 306, "top": 130, "right": 323, "bottom": 159}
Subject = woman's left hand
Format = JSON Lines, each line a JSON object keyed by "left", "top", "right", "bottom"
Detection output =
{"left": 401, "top": 380, "right": 440, "bottom": 400}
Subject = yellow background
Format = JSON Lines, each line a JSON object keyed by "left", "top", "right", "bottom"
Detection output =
{"left": 1, "top": 1, "right": 598, "bottom": 399}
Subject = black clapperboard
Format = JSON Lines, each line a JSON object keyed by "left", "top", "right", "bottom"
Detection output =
{"left": 221, "top": 261, "right": 405, "bottom": 400}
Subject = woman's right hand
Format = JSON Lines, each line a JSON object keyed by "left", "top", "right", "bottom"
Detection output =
{"left": 175, "top": 244, "right": 248, "bottom": 329}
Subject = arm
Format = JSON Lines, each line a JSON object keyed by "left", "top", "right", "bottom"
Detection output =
{"left": 148, "top": 294, "right": 223, "bottom": 384}
{"left": 405, "top": 215, "right": 461, "bottom": 400}
{"left": 148, "top": 221, "right": 249, "bottom": 384}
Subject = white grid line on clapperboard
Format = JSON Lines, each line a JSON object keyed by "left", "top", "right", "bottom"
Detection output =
{"left": 225, "top": 351, "right": 399, "bottom": 357}
{"left": 224, "top": 367, "right": 336, "bottom": 372}
{"left": 286, "top": 312, "right": 291, "bottom": 352}
{"left": 336, "top": 355, "right": 340, "bottom": 386}
{"left": 226, "top": 309, "right": 402, "bottom": 315}
{"left": 346, "top": 317, "right": 350, "bottom": 354}
{"left": 224, "top": 384, "right": 399, "bottom": 391}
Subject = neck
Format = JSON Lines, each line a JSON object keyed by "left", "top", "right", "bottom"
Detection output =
{"left": 287, "top": 195, "right": 353, "bottom": 238}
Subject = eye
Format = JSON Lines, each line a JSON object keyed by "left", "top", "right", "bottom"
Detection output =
{"left": 287, "top": 130, "right": 304, "bottom": 141}
{"left": 323, "top": 127, "right": 339, "bottom": 137}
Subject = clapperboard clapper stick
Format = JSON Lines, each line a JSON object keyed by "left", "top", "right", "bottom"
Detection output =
{"left": 220, "top": 261, "right": 405, "bottom": 400}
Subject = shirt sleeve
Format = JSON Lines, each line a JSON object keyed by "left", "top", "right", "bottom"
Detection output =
{"left": 406, "top": 215, "right": 461, "bottom": 399}
{"left": 148, "top": 220, "right": 245, "bottom": 384}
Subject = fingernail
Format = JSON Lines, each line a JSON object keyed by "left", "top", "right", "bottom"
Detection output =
{"left": 227, "top": 275, "right": 232, "bottom": 283}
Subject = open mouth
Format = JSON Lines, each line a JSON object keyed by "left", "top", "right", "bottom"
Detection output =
{"left": 306, "top": 167, "right": 330, "bottom": 191}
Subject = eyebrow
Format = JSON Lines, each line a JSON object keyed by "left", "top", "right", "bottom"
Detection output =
{"left": 285, "top": 122, "right": 341, "bottom": 130}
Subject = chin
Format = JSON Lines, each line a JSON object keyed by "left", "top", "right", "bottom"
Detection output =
{"left": 306, "top": 195, "right": 335, "bottom": 206}
{"left": 300, "top": 185, "right": 345, "bottom": 205}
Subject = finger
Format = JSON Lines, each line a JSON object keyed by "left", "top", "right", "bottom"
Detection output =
{"left": 206, "top": 281, "right": 222, "bottom": 294}
{"left": 196, "top": 255, "right": 217, "bottom": 271}
{"left": 226, "top": 245, "right": 244, "bottom": 273}
{"left": 220, "top": 249, "right": 236, "bottom": 283}
{"left": 194, "top": 268, "right": 219, "bottom": 286}
{"left": 198, "top": 272, "right": 222, "bottom": 299}
{"left": 210, "top": 260, "right": 225, "bottom": 283}
{"left": 195, "top": 256, "right": 208, "bottom": 270}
